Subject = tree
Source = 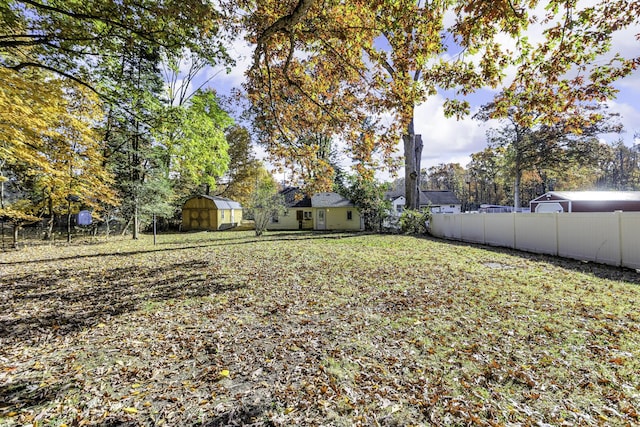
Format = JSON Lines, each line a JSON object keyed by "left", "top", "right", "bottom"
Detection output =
{"left": 476, "top": 100, "right": 622, "bottom": 208}
{"left": 159, "top": 89, "right": 233, "bottom": 196}
{"left": 237, "top": 0, "right": 522, "bottom": 208}
{"left": 32, "top": 81, "right": 119, "bottom": 241}
{"left": 337, "top": 175, "right": 390, "bottom": 232}
{"left": 232, "top": 0, "right": 639, "bottom": 208}
{"left": 101, "top": 40, "right": 167, "bottom": 239}
{"left": 248, "top": 174, "right": 285, "bottom": 237}
{"left": 1, "top": 0, "right": 229, "bottom": 93}
{"left": 216, "top": 126, "right": 265, "bottom": 207}
{"left": 594, "top": 140, "right": 640, "bottom": 190}
{"left": 467, "top": 147, "right": 508, "bottom": 206}
{"left": 1, "top": 67, "right": 118, "bottom": 241}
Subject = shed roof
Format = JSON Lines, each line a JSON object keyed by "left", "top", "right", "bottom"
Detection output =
{"left": 311, "top": 192, "right": 356, "bottom": 208}
{"left": 190, "top": 195, "right": 242, "bottom": 210}
{"left": 533, "top": 191, "right": 640, "bottom": 202}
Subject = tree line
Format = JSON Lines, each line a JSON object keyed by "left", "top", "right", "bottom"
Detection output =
{"left": 1, "top": 0, "right": 639, "bottom": 244}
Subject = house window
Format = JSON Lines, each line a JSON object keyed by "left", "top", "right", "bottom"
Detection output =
{"left": 450, "top": 205, "right": 455, "bottom": 208}
{"left": 347, "top": 210, "right": 353, "bottom": 220}
{"left": 272, "top": 213, "right": 279, "bottom": 223}
{"left": 221, "top": 210, "right": 225, "bottom": 219}
{"left": 283, "top": 209, "right": 289, "bottom": 216}
{"left": 396, "top": 205, "right": 404, "bottom": 213}
{"left": 304, "top": 211, "right": 312, "bottom": 220}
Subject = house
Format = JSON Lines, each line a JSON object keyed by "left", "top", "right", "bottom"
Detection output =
{"left": 386, "top": 190, "right": 462, "bottom": 214}
{"left": 311, "top": 192, "right": 364, "bottom": 231}
{"left": 267, "top": 189, "right": 364, "bottom": 231}
{"left": 529, "top": 191, "right": 640, "bottom": 213}
{"left": 268, "top": 187, "right": 314, "bottom": 230}
{"left": 420, "top": 190, "right": 462, "bottom": 213}
{"left": 182, "top": 195, "right": 242, "bottom": 231}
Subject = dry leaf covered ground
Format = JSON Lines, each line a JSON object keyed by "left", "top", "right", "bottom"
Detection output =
{"left": 1, "top": 231, "right": 639, "bottom": 426}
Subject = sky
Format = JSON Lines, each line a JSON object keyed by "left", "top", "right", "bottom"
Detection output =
{"left": 193, "top": 7, "right": 640, "bottom": 180}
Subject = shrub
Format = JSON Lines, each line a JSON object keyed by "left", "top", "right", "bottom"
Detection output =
{"left": 399, "top": 209, "right": 430, "bottom": 234}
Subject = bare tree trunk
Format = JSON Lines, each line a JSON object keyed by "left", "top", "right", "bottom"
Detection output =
{"left": 404, "top": 130, "right": 422, "bottom": 210}
{"left": 121, "top": 216, "right": 133, "bottom": 236}
{"left": 132, "top": 200, "right": 139, "bottom": 239}
{"left": 404, "top": 133, "right": 417, "bottom": 210}
{"left": 415, "top": 134, "right": 423, "bottom": 204}
{"left": 44, "top": 197, "right": 54, "bottom": 240}
{"left": 514, "top": 168, "right": 522, "bottom": 210}
{"left": 12, "top": 224, "right": 19, "bottom": 249}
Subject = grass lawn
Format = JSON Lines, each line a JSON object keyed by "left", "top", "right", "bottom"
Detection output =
{"left": 1, "top": 231, "right": 639, "bottom": 426}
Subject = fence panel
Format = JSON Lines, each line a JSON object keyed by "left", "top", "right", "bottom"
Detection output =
{"left": 431, "top": 214, "right": 461, "bottom": 240}
{"left": 620, "top": 213, "right": 640, "bottom": 269}
{"left": 484, "top": 214, "right": 515, "bottom": 248}
{"left": 460, "top": 214, "right": 485, "bottom": 244}
{"left": 514, "top": 214, "right": 558, "bottom": 256}
{"left": 429, "top": 212, "right": 640, "bottom": 269}
{"left": 557, "top": 213, "right": 620, "bottom": 266}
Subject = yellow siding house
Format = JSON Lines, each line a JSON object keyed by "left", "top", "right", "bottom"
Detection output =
{"left": 311, "top": 192, "right": 364, "bottom": 231}
{"left": 182, "top": 195, "right": 243, "bottom": 231}
{"left": 267, "top": 187, "right": 314, "bottom": 230}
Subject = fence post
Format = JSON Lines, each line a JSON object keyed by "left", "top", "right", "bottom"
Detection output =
{"left": 617, "top": 211, "right": 623, "bottom": 267}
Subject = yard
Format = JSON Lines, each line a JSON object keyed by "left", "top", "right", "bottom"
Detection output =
{"left": 1, "top": 231, "right": 639, "bottom": 426}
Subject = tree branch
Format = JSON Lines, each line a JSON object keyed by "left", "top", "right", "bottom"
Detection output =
{"left": 252, "top": 0, "right": 316, "bottom": 70}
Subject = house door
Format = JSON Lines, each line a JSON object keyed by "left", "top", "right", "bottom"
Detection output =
{"left": 317, "top": 209, "right": 326, "bottom": 230}
{"left": 296, "top": 210, "right": 303, "bottom": 229}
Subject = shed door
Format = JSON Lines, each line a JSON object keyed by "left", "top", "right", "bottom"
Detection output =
{"left": 535, "top": 202, "right": 564, "bottom": 213}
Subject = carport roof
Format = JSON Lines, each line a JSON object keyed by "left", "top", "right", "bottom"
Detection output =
{"left": 537, "top": 191, "right": 640, "bottom": 202}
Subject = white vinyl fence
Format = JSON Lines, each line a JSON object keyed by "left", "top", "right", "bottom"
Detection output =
{"left": 429, "top": 212, "right": 640, "bottom": 269}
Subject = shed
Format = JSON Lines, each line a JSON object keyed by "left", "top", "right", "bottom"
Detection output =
{"left": 182, "top": 195, "right": 243, "bottom": 231}
{"left": 530, "top": 191, "right": 640, "bottom": 213}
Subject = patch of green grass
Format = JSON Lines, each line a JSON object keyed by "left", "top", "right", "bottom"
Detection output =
{"left": 1, "top": 231, "right": 639, "bottom": 426}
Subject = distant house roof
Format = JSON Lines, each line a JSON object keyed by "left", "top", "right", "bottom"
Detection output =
{"left": 199, "top": 195, "right": 242, "bottom": 210}
{"left": 421, "top": 190, "right": 461, "bottom": 205}
{"left": 280, "top": 187, "right": 312, "bottom": 208}
{"left": 386, "top": 190, "right": 461, "bottom": 206}
{"left": 537, "top": 191, "right": 640, "bottom": 202}
{"left": 311, "top": 192, "right": 356, "bottom": 208}
{"left": 385, "top": 190, "right": 405, "bottom": 202}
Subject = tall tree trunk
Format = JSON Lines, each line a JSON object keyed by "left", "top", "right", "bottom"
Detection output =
{"left": 45, "top": 197, "right": 54, "bottom": 240}
{"left": 133, "top": 197, "right": 139, "bottom": 239}
{"left": 67, "top": 199, "right": 72, "bottom": 243}
{"left": 404, "top": 116, "right": 421, "bottom": 210}
{"left": 514, "top": 168, "right": 522, "bottom": 210}
{"left": 513, "top": 129, "right": 523, "bottom": 210}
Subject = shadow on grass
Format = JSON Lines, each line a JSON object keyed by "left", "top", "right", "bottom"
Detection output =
{"left": 0, "top": 231, "right": 364, "bottom": 266}
{"left": 0, "top": 260, "right": 246, "bottom": 342}
{"left": 203, "top": 404, "right": 274, "bottom": 427}
{"left": 0, "top": 382, "right": 65, "bottom": 418}
{"left": 423, "top": 234, "right": 640, "bottom": 285}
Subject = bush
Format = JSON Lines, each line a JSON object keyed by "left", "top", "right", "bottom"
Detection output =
{"left": 399, "top": 209, "right": 430, "bottom": 234}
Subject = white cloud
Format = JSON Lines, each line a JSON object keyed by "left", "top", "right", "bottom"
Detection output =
{"left": 413, "top": 96, "right": 491, "bottom": 169}
{"left": 210, "top": 38, "right": 254, "bottom": 92}
{"left": 604, "top": 99, "right": 640, "bottom": 143}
